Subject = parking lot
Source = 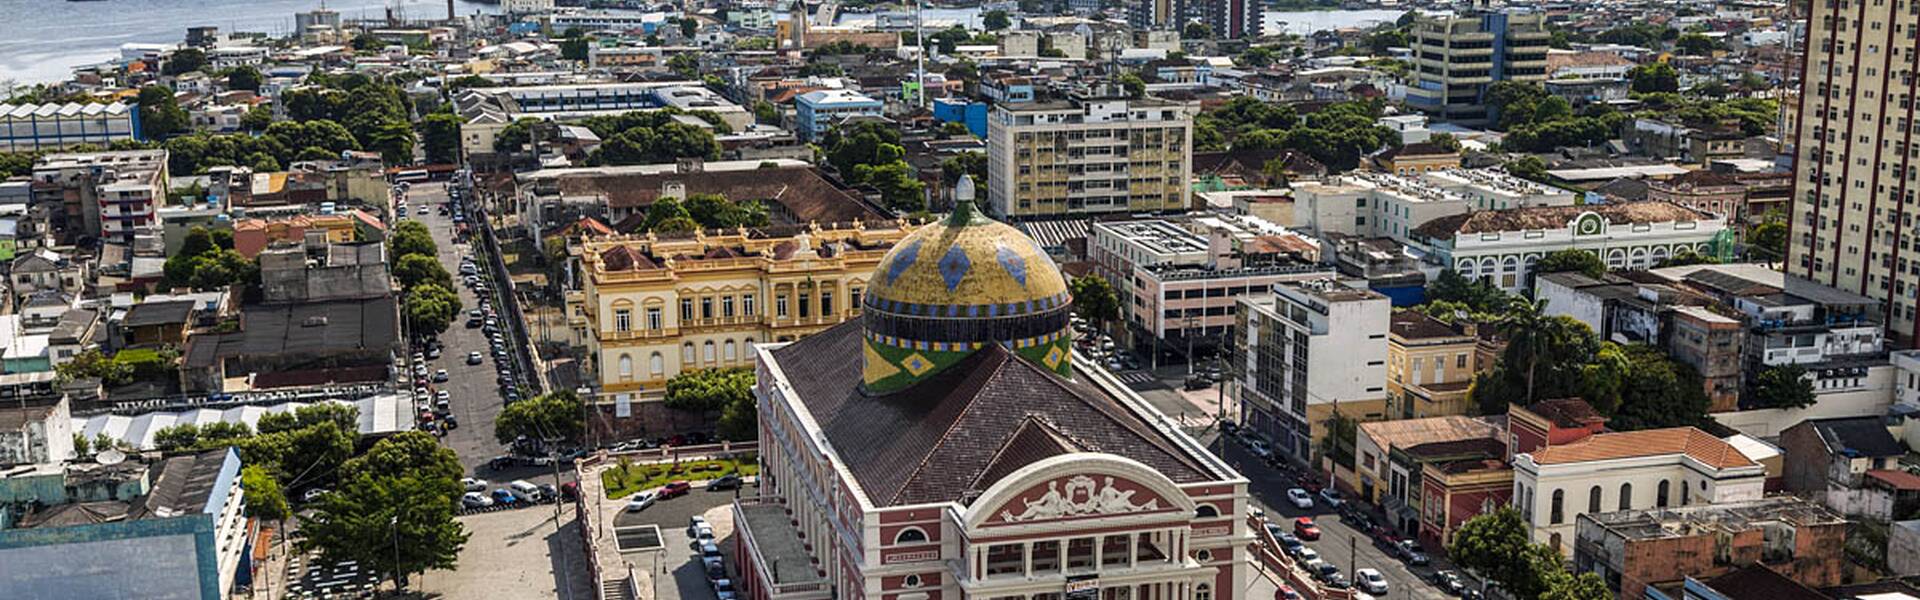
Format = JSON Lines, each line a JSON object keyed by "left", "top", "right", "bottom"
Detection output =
{"left": 414, "top": 501, "right": 595, "bottom": 599}
{"left": 608, "top": 483, "right": 746, "bottom": 600}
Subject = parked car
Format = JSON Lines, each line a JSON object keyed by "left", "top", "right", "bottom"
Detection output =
{"left": 468, "top": 351, "right": 484, "bottom": 365}
{"left": 1276, "top": 532, "right": 1303, "bottom": 553}
{"left": 490, "top": 489, "right": 518, "bottom": 505}
{"left": 302, "top": 488, "right": 329, "bottom": 503}
{"left": 712, "top": 578, "right": 738, "bottom": 600}
{"left": 1285, "top": 488, "right": 1314, "bottom": 509}
{"left": 1293, "top": 517, "right": 1320, "bottom": 540}
{"left": 1395, "top": 539, "right": 1430, "bottom": 566}
{"left": 461, "top": 477, "right": 488, "bottom": 492}
{"left": 1319, "top": 488, "right": 1345, "bottom": 508}
{"left": 1430, "top": 570, "right": 1466, "bottom": 595}
{"left": 707, "top": 474, "right": 743, "bottom": 491}
{"left": 510, "top": 480, "right": 542, "bottom": 502}
{"left": 1355, "top": 568, "right": 1388, "bottom": 595}
{"left": 1183, "top": 376, "right": 1212, "bottom": 390}
{"left": 697, "top": 541, "right": 724, "bottom": 570}
{"left": 660, "top": 480, "right": 692, "bottom": 499}
{"left": 1274, "top": 583, "right": 1299, "bottom": 600}
{"left": 624, "top": 491, "right": 658, "bottom": 512}
{"left": 1293, "top": 547, "right": 1320, "bottom": 564}
{"left": 688, "top": 516, "right": 713, "bottom": 539}
{"left": 461, "top": 492, "right": 493, "bottom": 509}
{"left": 559, "top": 481, "right": 580, "bottom": 502}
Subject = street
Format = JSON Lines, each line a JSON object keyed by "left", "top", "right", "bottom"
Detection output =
{"left": 1210, "top": 433, "right": 1458, "bottom": 600}
{"left": 399, "top": 180, "right": 521, "bottom": 474}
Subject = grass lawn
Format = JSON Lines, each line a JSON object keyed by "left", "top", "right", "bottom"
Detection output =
{"left": 602, "top": 456, "right": 760, "bottom": 499}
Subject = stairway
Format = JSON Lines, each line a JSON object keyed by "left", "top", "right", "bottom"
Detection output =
{"left": 600, "top": 578, "right": 634, "bottom": 600}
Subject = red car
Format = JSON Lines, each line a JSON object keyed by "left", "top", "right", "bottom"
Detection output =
{"left": 1274, "top": 583, "right": 1299, "bottom": 600}
{"left": 1293, "top": 517, "right": 1321, "bottom": 541}
{"left": 659, "top": 481, "right": 692, "bottom": 499}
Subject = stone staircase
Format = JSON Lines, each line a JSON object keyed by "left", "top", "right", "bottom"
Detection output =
{"left": 600, "top": 578, "right": 634, "bottom": 600}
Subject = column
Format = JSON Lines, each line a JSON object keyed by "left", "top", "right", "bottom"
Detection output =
{"left": 1129, "top": 534, "right": 1138, "bottom": 568}
{"left": 1023, "top": 541, "right": 1033, "bottom": 577}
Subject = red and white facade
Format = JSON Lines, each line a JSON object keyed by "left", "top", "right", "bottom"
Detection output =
{"left": 740, "top": 351, "right": 1254, "bottom": 600}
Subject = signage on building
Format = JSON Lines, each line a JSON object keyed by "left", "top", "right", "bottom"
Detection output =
{"left": 1065, "top": 576, "right": 1100, "bottom": 600}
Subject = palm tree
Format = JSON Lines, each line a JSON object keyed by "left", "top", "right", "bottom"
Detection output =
{"left": 1500, "top": 296, "right": 1550, "bottom": 404}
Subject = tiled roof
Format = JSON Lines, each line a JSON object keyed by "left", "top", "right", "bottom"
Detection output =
{"left": 1411, "top": 201, "right": 1712, "bottom": 238}
{"left": 1865, "top": 469, "right": 1920, "bottom": 491}
{"left": 1356, "top": 416, "right": 1501, "bottom": 450}
{"left": 1390, "top": 310, "right": 1463, "bottom": 340}
{"left": 1522, "top": 398, "right": 1606, "bottom": 429}
{"left": 555, "top": 166, "right": 890, "bottom": 225}
{"left": 767, "top": 321, "right": 1212, "bottom": 507}
{"left": 1529, "top": 427, "right": 1755, "bottom": 469}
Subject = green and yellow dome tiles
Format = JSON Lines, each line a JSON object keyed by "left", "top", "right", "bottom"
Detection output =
{"left": 861, "top": 177, "right": 1075, "bottom": 393}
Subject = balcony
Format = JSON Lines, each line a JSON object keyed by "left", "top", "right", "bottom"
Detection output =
{"left": 682, "top": 315, "right": 762, "bottom": 330}
{"left": 601, "top": 327, "right": 677, "bottom": 341}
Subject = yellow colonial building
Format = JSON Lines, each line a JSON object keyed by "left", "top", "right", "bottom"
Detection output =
{"left": 572, "top": 221, "right": 919, "bottom": 400}
{"left": 1385, "top": 310, "right": 1485, "bottom": 419}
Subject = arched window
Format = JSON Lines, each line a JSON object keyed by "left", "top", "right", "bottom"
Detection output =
{"left": 704, "top": 340, "right": 716, "bottom": 362}
{"left": 1195, "top": 583, "right": 1212, "bottom": 600}
{"left": 1606, "top": 248, "right": 1627, "bottom": 269}
{"left": 1194, "top": 504, "right": 1220, "bottom": 518}
{"left": 724, "top": 340, "right": 737, "bottom": 362}
{"left": 1550, "top": 489, "right": 1565, "bottom": 524}
{"left": 682, "top": 342, "right": 695, "bottom": 363}
{"left": 649, "top": 352, "right": 664, "bottom": 377}
{"left": 1588, "top": 486, "right": 1602, "bottom": 514}
{"left": 1657, "top": 480, "right": 1671, "bottom": 507}
{"left": 1629, "top": 247, "right": 1649, "bottom": 269}
{"left": 1619, "top": 483, "right": 1633, "bottom": 510}
{"left": 1681, "top": 481, "right": 1691, "bottom": 505}
{"left": 1457, "top": 261, "right": 1476, "bottom": 278}
{"left": 618, "top": 354, "right": 634, "bottom": 379}
{"left": 894, "top": 528, "right": 928, "bottom": 544}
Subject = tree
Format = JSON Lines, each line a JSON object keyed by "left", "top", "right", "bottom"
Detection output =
{"left": 560, "top": 32, "right": 591, "bottom": 61}
{"left": 667, "top": 53, "right": 701, "bottom": 79}
{"left": 139, "top": 86, "right": 191, "bottom": 140}
{"left": 1070, "top": 275, "right": 1120, "bottom": 333}
{"left": 362, "top": 120, "right": 417, "bottom": 166}
{"left": 1607, "top": 344, "right": 1711, "bottom": 430}
{"left": 589, "top": 122, "right": 722, "bottom": 166}
{"left": 389, "top": 220, "right": 437, "bottom": 260}
{"left": 942, "top": 151, "right": 987, "bottom": 190}
{"left": 493, "top": 390, "right": 587, "bottom": 445}
{"left": 1749, "top": 220, "right": 1787, "bottom": 260}
{"left": 852, "top": 161, "right": 927, "bottom": 211}
{"left": 163, "top": 48, "right": 207, "bottom": 76}
{"left": 665, "top": 367, "right": 753, "bottom": 413}
{"left": 298, "top": 435, "right": 468, "bottom": 590}
{"left": 1425, "top": 269, "right": 1510, "bottom": 313}
{"left": 419, "top": 112, "right": 461, "bottom": 165}
{"left": 752, "top": 101, "right": 778, "bottom": 125}
{"left": 1675, "top": 33, "right": 1718, "bottom": 55}
{"left": 1183, "top": 21, "right": 1212, "bottom": 40}
{"left": 1240, "top": 46, "right": 1278, "bottom": 68}
{"left": 679, "top": 17, "right": 698, "bottom": 38}
{"left": 984, "top": 9, "right": 1012, "bottom": 31}
{"left": 394, "top": 254, "right": 452, "bottom": 290}
{"left": 1630, "top": 62, "right": 1680, "bottom": 93}
{"left": 1366, "top": 28, "right": 1409, "bottom": 55}
{"left": 1118, "top": 73, "right": 1146, "bottom": 99}
{"left": 1656, "top": 248, "right": 1719, "bottom": 267}
{"left": 1750, "top": 365, "right": 1816, "bottom": 410}
{"left": 240, "top": 105, "right": 274, "bottom": 132}
{"left": 1692, "top": 79, "right": 1732, "bottom": 99}
{"left": 1447, "top": 508, "right": 1547, "bottom": 598}
{"left": 241, "top": 465, "right": 291, "bottom": 521}
{"left": 404, "top": 283, "right": 462, "bottom": 336}
{"left": 1474, "top": 299, "right": 1599, "bottom": 413}
{"left": 1505, "top": 155, "right": 1550, "bottom": 183}
{"left": 226, "top": 66, "right": 263, "bottom": 92}
{"left": 1534, "top": 249, "right": 1607, "bottom": 280}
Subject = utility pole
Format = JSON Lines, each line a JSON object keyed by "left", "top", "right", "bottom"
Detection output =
{"left": 914, "top": 0, "right": 927, "bottom": 110}
{"left": 390, "top": 514, "right": 403, "bottom": 592}
{"left": 545, "top": 438, "right": 575, "bottom": 600}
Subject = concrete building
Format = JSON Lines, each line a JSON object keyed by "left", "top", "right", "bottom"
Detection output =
{"left": 985, "top": 91, "right": 1193, "bottom": 220}
{"left": 453, "top": 82, "right": 752, "bottom": 156}
{"left": 1386, "top": 311, "right": 1487, "bottom": 419}
{"left": 1778, "top": 416, "right": 1906, "bottom": 497}
{"left": 1573, "top": 498, "right": 1847, "bottom": 600}
{"left": 1409, "top": 202, "right": 1729, "bottom": 293}
{"left": 32, "top": 150, "right": 170, "bottom": 242}
{"left": 1646, "top": 170, "right": 1749, "bottom": 223}
{"left": 1188, "top": 0, "right": 1261, "bottom": 39}
{"left": 1352, "top": 415, "right": 1504, "bottom": 530}
{"left": 1373, "top": 142, "right": 1462, "bottom": 177}
{"left": 0, "top": 448, "right": 249, "bottom": 600}
{"left": 792, "top": 89, "right": 882, "bottom": 142}
{"left": 258, "top": 241, "right": 392, "bottom": 305}
{"left": 1513, "top": 426, "right": 1767, "bottom": 556}
{"left": 1232, "top": 279, "right": 1390, "bottom": 463}
{"left": 0, "top": 396, "right": 71, "bottom": 466}
{"left": 1667, "top": 306, "right": 1745, "bottom": 412}
{"left": 738, "top": 195, "right": 1252, "bottom": 600}
{"left": 1087, "top": 216, "right": 1329, "bottom": 355}
{"left": 1405, "top": 9, "right": 1551, "bottom": 125}
{"left": 1789, "top": 0, "right": 1920, "bottom": 344}
{"left": 0, "top": 102, "right": 138, "bottom": 152}
{"left": 1293, "top": 169, "right": 1575, "bottom": 248}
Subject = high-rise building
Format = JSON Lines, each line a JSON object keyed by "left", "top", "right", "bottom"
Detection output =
{"left": 985, "top": 90, "right": 1194, "bottom": 219}
{"left": 1190, "top": 0, "right": 1262, "bottom": 40}
{"left": 1790, "top": 0, "right": 1920, "bottom": 344}
{"left": 1127, "top": 0, "right": 1179, "bottom": 31}
{"left": 1405, "top": 9, "right": 1551, "bottom": 125}
{"left": 1232, "top": 279, "right": 1390, "bottom": 463}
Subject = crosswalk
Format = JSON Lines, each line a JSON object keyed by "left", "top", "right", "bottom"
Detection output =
{"left": 1115, "top": 371, "right": 1157, "bottom": 386}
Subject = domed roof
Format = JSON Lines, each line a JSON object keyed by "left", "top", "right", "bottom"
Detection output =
{"left": 864, "top": 201, "right": 1069, "bottom": 314}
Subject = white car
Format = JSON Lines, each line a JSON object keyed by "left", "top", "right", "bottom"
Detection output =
{"left": 462, "top": 477, "right": 488, "bottom": 491}
{"left": 1319, "top": 488, "right": 1345, "bottom": 508}
{"left": 461, "top": 491, "right": 494, "bottom": 509}
{"left": 1286, "top": 488, "right": 1314, "bottom": 510}
{"left": 624, "top": 491, "right": 658, "bottom": 512}
{"left": 1294, "top": 547, "right": 1320, "bottom": 564}
{"left": 1355, "top": 568, "right": 1389, "bottom": 595}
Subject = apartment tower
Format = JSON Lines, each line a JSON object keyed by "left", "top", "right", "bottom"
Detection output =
{"left": 1406, "top": 9, "right": 1551, "bottom": 125}
{"left": 1790, "top": 0, "right": 1920, "bottom": 343}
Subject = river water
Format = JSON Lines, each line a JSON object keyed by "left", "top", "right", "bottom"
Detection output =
{"left": 0, "top": 0, "right": 501, "bottom": 85}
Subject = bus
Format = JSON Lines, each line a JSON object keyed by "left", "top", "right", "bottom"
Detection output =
{"left": 391, "top": 169, "right": 431, "bottom": 184}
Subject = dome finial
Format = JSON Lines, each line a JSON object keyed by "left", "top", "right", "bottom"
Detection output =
{"left": 948, "top": 174, "right": 983, "bottom": 226}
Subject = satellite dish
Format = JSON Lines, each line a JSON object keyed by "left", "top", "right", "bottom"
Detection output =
{"left": 96, "top": 449, "right": 126, "bottom": 466}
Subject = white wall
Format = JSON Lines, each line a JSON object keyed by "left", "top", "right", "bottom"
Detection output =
{"left": 1711, "top": 367, "right": 1896, "bottom": 438}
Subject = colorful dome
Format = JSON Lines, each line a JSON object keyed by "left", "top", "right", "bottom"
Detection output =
{"left": 861, "top": 180, "right": 1074, "bottom": 392}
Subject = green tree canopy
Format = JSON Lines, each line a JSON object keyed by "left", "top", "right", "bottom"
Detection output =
{"left": 139, "top": 86, "right": 191, "bottom": 140}
{"left": 1533, "top": 249, "right": 1606, "bottom": 280}
{"left": 241, "top": 465, "right": 291, "bottom": 521}
{"left": 1749, "top": 364, "right": 1815, "bottom": 410}
{"left": 163, "top": 49, "right": 207, "bottom": 76}
{"left": 984, "top": 10, "right": 1012, "bottom": 30}
{"left": 394, "top": 253, "right": 453, "bottom": 291}
{"left": 1631, "top": 62, "right": 1681, "bottom": 93}
{"left": 404, "top": 283, "right": 462, "bottom": 336}
{"left": 389, "top": 220, "right": 437, "bottom": 260}
{"left": 227, "top": 66, "right": 264, "bottom": 92}
{"left": 493, "top": 390, "right": 587, "bottom": 445}
{"left": 1070, "top": 275, "right": 1120, "bottom": 330}
{"left": 298, "top": 433, "right": 468, "bottom": 590}
{"left": 419, "top": 112, "right": 461, "bottom": 165}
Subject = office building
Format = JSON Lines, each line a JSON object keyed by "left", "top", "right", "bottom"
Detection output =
{"left": 738, "top": 194, "right": 1252, "bottom": 600}
{"left": 0, "top": 448, "right": 250, "bottom": 600}
{"left": 1293, "top": 169, "right": 1576, "bottom": 247}
{"left": 1406, "top": 9, "right": 1551, "bottom": 125}
{"left": 31, "top": 150, "right": 170, "bottom": 243}
{"left": 0, "top": 102, "right": 138, "bottom": 152}
{"left": 792, "top": 89, "right": 882, "bottom": 142}
{"left": 1127, "top": 0, "right": 1178, "bottom": 31}
{"left": 1088, "top": 216, "right": 1329, "bottom": 353}
{"left": 986, "top": 91, "right": 1193, "bottom": 219}
{"left": 454, "top": 82, "right": 753, "bottom": 156}
{"left": 1190, "top": 0, "right": 1262, "bottom": 39}
{"left": 1790, "top": 0, "right": 1920, "bottom": 344}
{"left": 1233, "top": 279, "right": 1390, "bottom": 463}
